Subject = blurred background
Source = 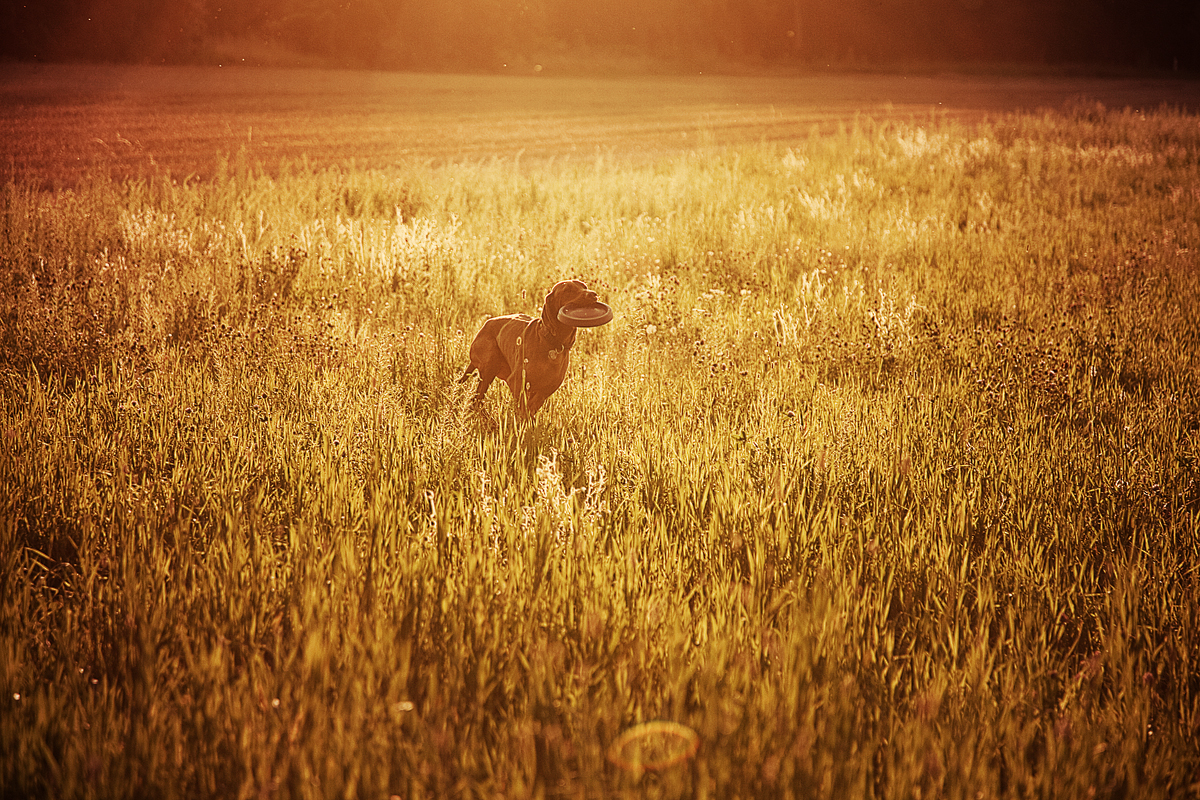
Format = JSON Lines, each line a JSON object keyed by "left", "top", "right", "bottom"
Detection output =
{"left": 3, "top": 0, "right": 1199, "bottom": 74}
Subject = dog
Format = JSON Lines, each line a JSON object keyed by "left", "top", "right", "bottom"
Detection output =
{"left": 459, "top": 279, "right": 599, "bottom": 421}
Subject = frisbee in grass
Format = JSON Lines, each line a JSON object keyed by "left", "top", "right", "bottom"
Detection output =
{"left": 557, "top": 301, "right": 613, "bottom": 327}
{"left": 606, "top": 721, "right": 700, "bottom": 774}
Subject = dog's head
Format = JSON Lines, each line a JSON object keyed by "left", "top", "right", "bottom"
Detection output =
{"left": 543, "top": 280, "right": 599, "bottom": 316}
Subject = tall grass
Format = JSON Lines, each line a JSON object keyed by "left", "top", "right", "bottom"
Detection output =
{"left": 2, "top": 103, "right": 1199, "bottom": 799}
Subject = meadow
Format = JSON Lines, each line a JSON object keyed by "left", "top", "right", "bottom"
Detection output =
{"left": 2, "top": 76, "right": 1200, "bottom": 799}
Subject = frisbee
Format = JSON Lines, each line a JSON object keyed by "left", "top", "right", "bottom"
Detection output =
{"left": 558, "top": 302, "right": 614, "bottom": 327}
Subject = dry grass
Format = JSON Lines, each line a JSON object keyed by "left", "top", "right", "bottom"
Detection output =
{"left": 2, "top": 91, "right": 1199, "bottom": 799}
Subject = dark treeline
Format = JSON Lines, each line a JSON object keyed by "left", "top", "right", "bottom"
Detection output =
{"left": 3, "top": 0, "right": 1199, "bottom": 71}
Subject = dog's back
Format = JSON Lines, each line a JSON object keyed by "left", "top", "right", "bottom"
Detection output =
{"left": 463, "top": 313, "right": 534, "bottom": 384}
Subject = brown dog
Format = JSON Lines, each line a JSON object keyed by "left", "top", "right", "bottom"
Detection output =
{"left": 459, "top": 280, "right": 599, "bottom": 421}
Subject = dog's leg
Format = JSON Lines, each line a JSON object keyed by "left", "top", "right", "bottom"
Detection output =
{"left": 524, "top": 393, "right": 547, "bottom": 419}
{"left": 505, "top": 371, "right": 536, "bottom": 423}
{"left": 474, "top": 373, "right": 497, "bottom": 400}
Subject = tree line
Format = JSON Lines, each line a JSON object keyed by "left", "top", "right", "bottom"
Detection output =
{"left": 3, "top": 0, "right": 1198, "bottom": 71}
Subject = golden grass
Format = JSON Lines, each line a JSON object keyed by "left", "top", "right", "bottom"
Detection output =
{"left": 2, "top": 96, "right": 1199, "bottom": 799}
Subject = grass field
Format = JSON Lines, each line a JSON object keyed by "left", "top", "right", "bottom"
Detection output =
{"left": 2, "top": 69, "right": 1200, "bottom": 799}
{"left": 4, "top": 64, "right": 1200, "bottom": 185}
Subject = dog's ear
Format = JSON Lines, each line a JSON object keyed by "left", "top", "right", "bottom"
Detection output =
{"left": 543, "top": 283, "right": 561, "bottom": 310}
